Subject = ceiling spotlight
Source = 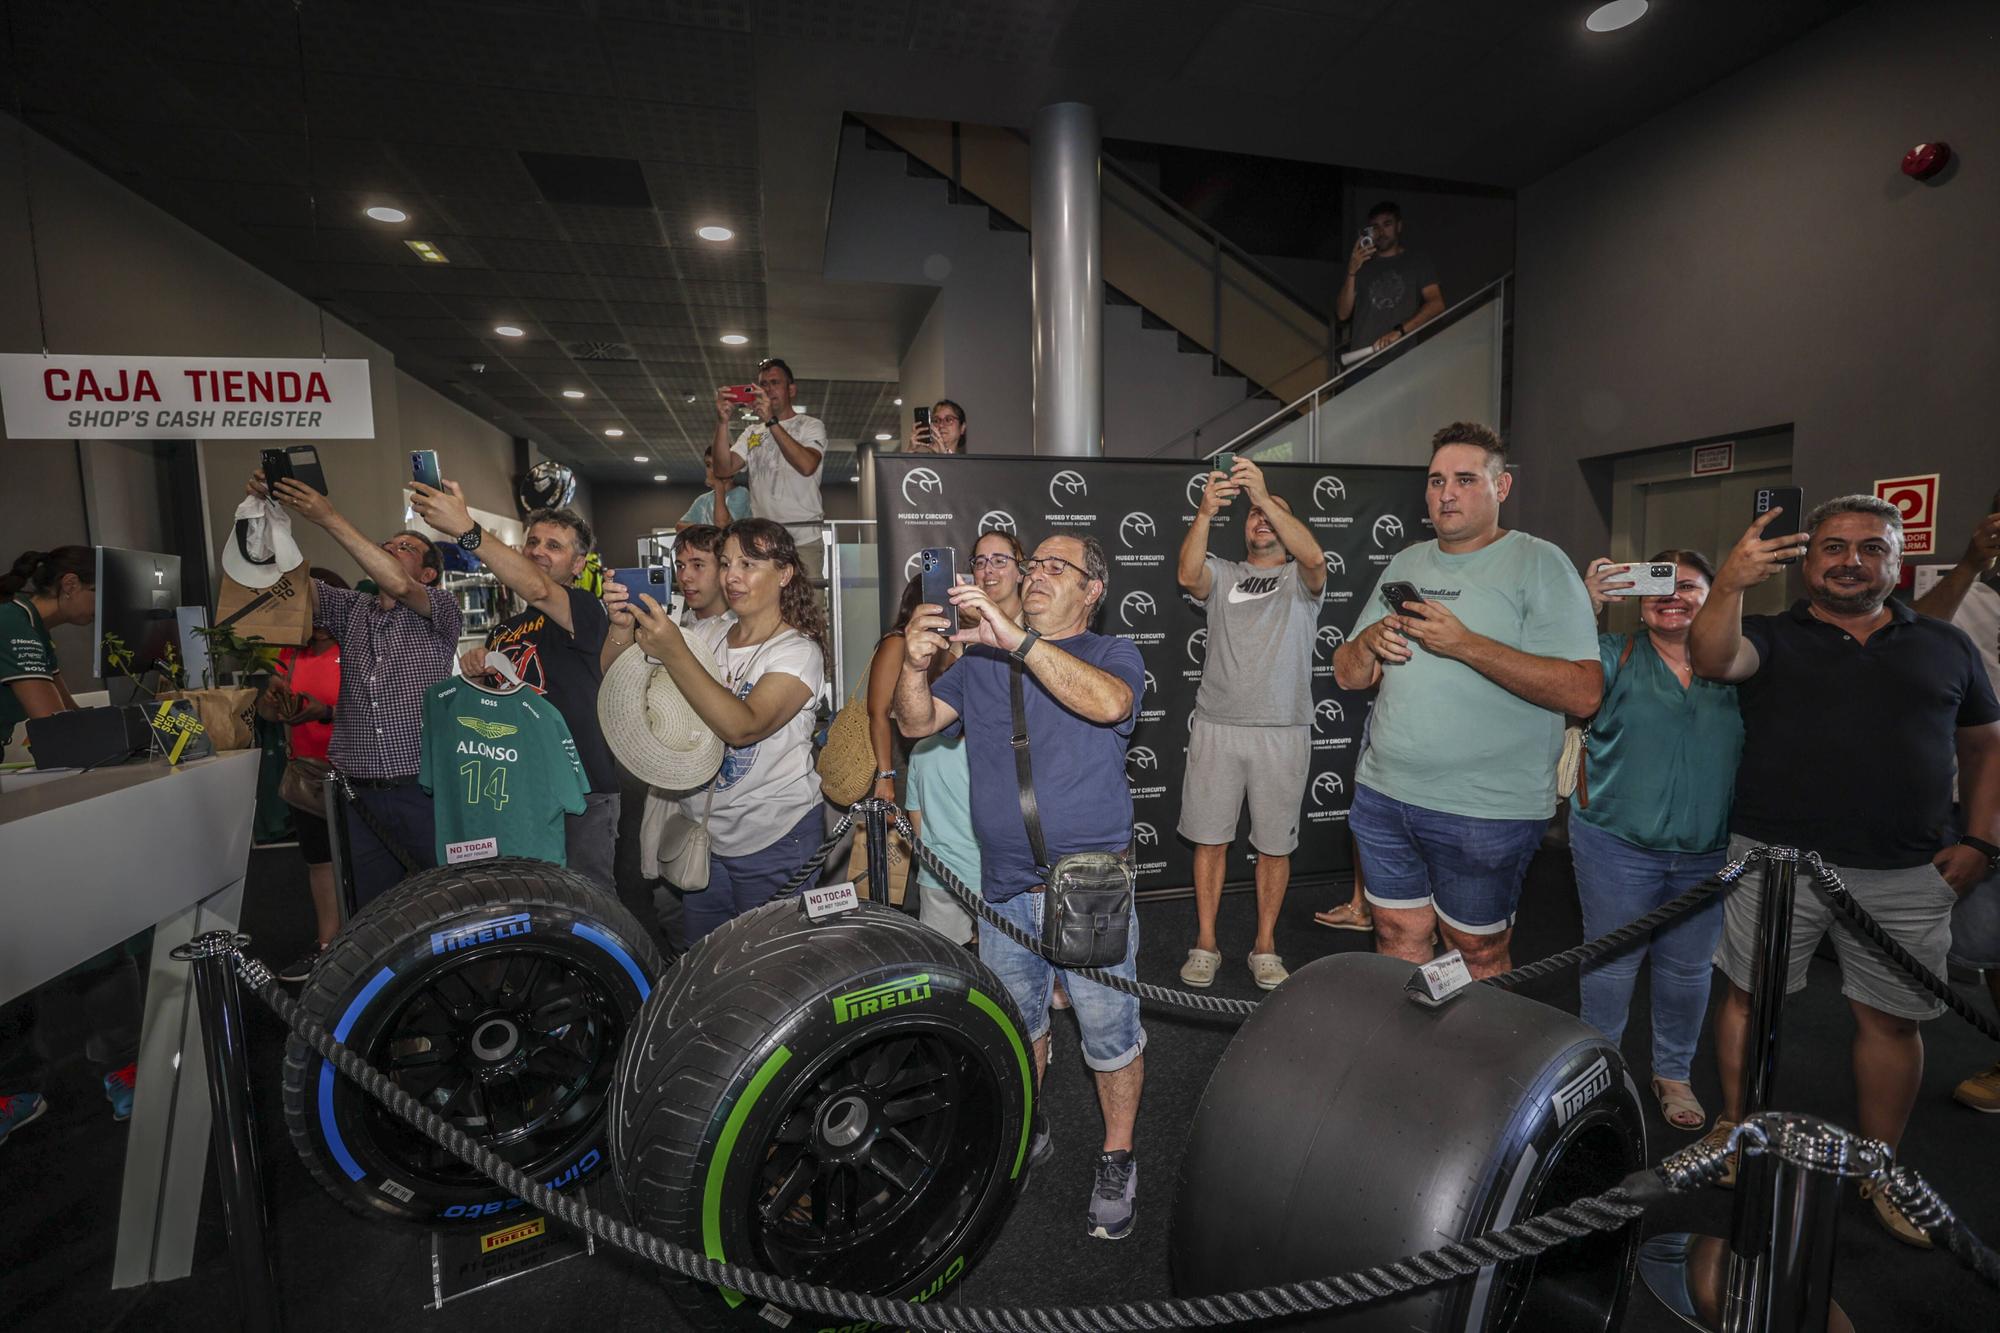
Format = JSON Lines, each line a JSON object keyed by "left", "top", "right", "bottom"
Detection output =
{"left": 696, "top": 225, "right": 734, "bottom": 242}
{"left": 632, "top": 454, "right": 649, "bottom": 463}
{"left": 404, "top": 239, "right": 449, "bottom": 263}
{"left": 365, "top": 205, "right": 407, "bottom": 223}
{"left": 683, "top": 392, "right": 697, "bottom": 403}
{"left": 561, "top": 388, "right": 585, "bottom": 399}
{"left": 874, "top": 432, "right": 893, "bottom": 441}
{"left": 719, "top": 333, "right": 749, "bottom": 345}
{"left": 494, "top": 325, "right": 524, "bottom": 337}
{"left": 892, "top": 397, "right": 904, "bottom": 406}
{"left": 604, "top": 427, "right": 625, "bottom": 437}
{"left": 653, "top": 474, "right": 668, "bottom": 482}
{"left": 1584, "top": 0, "right": 1648, "bottom": 32}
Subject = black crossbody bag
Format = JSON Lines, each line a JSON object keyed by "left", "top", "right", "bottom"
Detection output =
{"left": 1010, "top": 660, "right": 1135, "bottom": 968}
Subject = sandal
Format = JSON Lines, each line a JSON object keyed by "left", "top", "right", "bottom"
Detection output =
{"left": 1313, "top": 903, "right": 1374, "bottom": 932}
{"left": 1651, "top": 1077, "right": 1707, "bottom": 1132}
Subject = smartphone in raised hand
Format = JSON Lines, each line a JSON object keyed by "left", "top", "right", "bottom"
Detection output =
{"left": 411, "top": 449, "right": 443, "bottom": 491}
{"left": 918, "top": 546, "right": 957, "bottom": 611}
{"left": 1754, "top": 486, "right": 1806, "bottom": 565}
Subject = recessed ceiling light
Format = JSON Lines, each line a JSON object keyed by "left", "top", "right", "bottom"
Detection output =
{"left": 653, "top": 474, "right": 668, "bottom": 482}
{"left": 874, "top": 432, "right": 893, "bottom": 441}
{"left": 1585, "top": 0, "right": 1648, "bottom": 32}
{"left": 494, "top": 325, "right": 524, "bottom": 337}
{"left": 719, "top": 333, "right": 749, "bottom": 345}
{"left": 892, "top": 397, "right": 904, "bottom": 406}
{"left": 604, "top": 427, "right": 624, "bottom": 437}
{"left": 561, "top": 389, "right": 585, "bottom": 399}
{"left": 365, "top": 205, "right": 407, "bottom": 223}
{"left": 683, "top": 393, "right": 697, "bottom": 403}
{"left": 696, "top": 225, "right": 734, "bottom": 242}
{"left": 632, "top": 454, "right": 648, "bottom": 463}
{"left": 404, "top": 239, "right": 449, "bottom": 263}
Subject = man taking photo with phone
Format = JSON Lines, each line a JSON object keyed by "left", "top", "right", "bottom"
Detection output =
{"left": 1333, "top": 422, "right": 1601, "bottom": 979}
{"left": 710, "top": 357, "right": 827, "bottom": 574}
{"left": 1337, "top": 201, "right": 1445, "bottom": 355}
{"left": 1175, "top": 457, "right": 1326, "bottom": 992}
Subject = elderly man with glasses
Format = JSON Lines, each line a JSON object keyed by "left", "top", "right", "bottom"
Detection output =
{"left": 895, "top": 533, "right": 1148, "bottom": 1242}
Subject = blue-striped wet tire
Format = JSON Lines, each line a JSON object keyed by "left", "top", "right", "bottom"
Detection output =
{"left": 612, "top": 899, "right": 1035, "bottom": 1332}
{"left": 280, "top": 858, "right": 660, "bottom": 1226}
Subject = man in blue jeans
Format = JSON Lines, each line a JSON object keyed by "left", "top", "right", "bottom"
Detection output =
{"left": 1332, "top": 423, "right": 1602, "bottom": 978}
{"left": 895, "top": 533, "right": 1147, "bottom": 1241}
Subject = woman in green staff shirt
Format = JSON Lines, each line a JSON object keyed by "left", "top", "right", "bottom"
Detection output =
{"left": 0, "top": 546, "right": 94, "bottom": 751}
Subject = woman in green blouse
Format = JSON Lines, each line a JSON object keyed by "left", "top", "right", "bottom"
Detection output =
{"left": 1573, "top": 549, "right": 1744, "bottom": 1133}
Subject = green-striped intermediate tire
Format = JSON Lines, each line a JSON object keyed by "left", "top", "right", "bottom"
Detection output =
{"left": 612, "top": 898, "right": 1035, "bottom": 1332}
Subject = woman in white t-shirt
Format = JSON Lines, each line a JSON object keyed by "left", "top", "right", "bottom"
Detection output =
{"left": 628, "top": 518, "right": 826, "bottom": 942}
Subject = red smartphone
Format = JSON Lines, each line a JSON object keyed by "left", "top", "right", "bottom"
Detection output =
{"left": 724, "top": 385, "right": 756, "bottom": 405}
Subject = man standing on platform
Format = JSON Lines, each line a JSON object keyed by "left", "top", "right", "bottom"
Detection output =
{"left": 1332, "top": 422, "right": 1601, "bottom": 978}
{"left": 895, "top": 533, "right": 1147, "bottom": 1242}
{"left": 1175, "top": 457, "right": 1325, "bottom": 991}
{"left": 251, "top": 468, "right": 461, "bottom": 908}
{"left": 1691, "top": 494, "right": 1999, "bottom": 1245}
{"left": 410, "top": 484, "right": 622, "bottom": 896}
{"left": 711, "top": 357, "right": 827, "bottom": 575}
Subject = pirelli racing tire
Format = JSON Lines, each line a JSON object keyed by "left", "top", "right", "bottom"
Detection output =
{"left": 280, "top": 858, "right": 661, "bottom": 1226}
{"left": 1172, "top": 952, "right": 1647, "bottom": 1333}
{"left": 613, "top": 899, "right": 1035, "bottom": 1333}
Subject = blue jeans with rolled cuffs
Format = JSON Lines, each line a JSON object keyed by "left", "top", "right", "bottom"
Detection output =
{"left": 978, "top": 889, "right": 1145, "bottom": 1073}
{"left": 1347, "top": 784, "right": 1546, "bottom": 934}
{"left": 1569, "top": 816, "right": 1727, "bottom": 1083}
{"left": 685, "top": 806, "right": 824, "bottom": 944}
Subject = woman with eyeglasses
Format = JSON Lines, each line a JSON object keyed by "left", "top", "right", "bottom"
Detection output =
{"left": 907, "top": 399, "right": 969, "bottom": 454}
{"left": 904, "top": 531, "right": 1027, "bottom": 944}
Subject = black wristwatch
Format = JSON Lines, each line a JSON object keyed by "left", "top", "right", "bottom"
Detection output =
{"left": 1961, "top": 835, "right": 2000, "bottom": 872}
{"left": 1010, "top": 628, "right": 1041, "bottom": 663}
{"left": 765, "top": 417, "right": 780, "bottom": 428}
{"left": 456, "top": 523, "right": 483, "bottom": 551}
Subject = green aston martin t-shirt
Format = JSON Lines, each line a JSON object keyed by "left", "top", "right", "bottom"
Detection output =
{"left": 419, "top": 677, "right": 589, "bottom": 867}
{"left": 1, "top": 596, "right": 58, "bottom": 749}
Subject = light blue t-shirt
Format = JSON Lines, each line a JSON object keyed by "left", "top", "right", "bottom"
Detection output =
{"left": 678, "top": 487, "right": 751, "bottom": 527}
{"left": 1349, "top": 531, "right": 1599, "bottom": 820}
{"left": 906, "top": 732, "right": 980, "bottom": 893}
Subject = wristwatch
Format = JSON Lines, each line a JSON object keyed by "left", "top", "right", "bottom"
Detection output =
{"left": 1961, "top": 835, "right": 2000, "bottom": 872}
{"left": 765, "top": 417, "right": 780, "bottom": 428}
{"left": 456, "top": 522, "right": 483, "bottom": 552}
{"left": 1010, "top": 628, "right": 1041, "bottom": 663}
{"left": 875, "top": 769, "right": 897, "bottom": 781}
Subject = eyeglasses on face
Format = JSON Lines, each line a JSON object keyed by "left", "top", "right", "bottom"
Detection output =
{"left": 1021, "top": 555, "right": 1086, "bottom": 578}
{"left": 970, "top": 553, "right": 1017, "bottom": 571}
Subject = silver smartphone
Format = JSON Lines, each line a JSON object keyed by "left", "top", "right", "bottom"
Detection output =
{"left": 1602, "top": 561, "right": 1677, "bottom": 597}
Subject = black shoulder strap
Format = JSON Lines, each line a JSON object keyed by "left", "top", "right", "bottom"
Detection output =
{"left": 1010, "top": 660, "right": 1050, "bottom": 875}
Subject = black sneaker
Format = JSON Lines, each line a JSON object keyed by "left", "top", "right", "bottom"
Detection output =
{"left": 1088, "top": 1150, "right": 1137, "bottom": 1240}
{"left": 277, "top": 946, "right": 327, "bottom": 985}
{"left": 1029, "top": 1110, "right": 1053, "bottom": 1170}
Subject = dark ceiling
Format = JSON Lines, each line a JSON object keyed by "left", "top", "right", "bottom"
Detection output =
{"left": 5, "top": 0, "right": 1861, "bottom": 483}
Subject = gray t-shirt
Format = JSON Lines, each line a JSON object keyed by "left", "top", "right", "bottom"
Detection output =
{"left": 1350, "top": 250, "right": 1439, "bottom": 348}
{"left": 1193, "top": 556, "right": 1320, "bottom": 727}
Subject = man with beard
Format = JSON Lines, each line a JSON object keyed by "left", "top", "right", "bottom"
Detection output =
{"left": 1338, "top": 200, "right": 1445, "bottom": 356}
{"left": 411, "top": 485, "right": 621, "bottom": 893}
{"left": 1175, "top": 458, "right": 1326, "bottom": 991}
{"left": 1691, "top": 494, "right": 2000, "bottom": 1245}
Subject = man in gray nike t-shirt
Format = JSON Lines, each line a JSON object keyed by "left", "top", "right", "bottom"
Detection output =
{"left": 1174, "top": 458, "right": 1326, "bottom": 992}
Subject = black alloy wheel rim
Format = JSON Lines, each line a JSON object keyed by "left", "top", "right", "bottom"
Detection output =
{"left": 362, "top": 945, "right": 625, "bottom": 1185}
{"left": 747, "top": 1027, "right": 1004, "bottom": 1290}
{"left": 1488, "top": 1118, "right": 1637, "bottom": 1332}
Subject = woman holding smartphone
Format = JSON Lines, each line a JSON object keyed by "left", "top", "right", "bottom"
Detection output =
{"left": 1572, "top": 548, "right": 1744, "bottom": 1132}
{"left": 905, "top": 399, "right": 969, "bottom": 454}
{"left": 626, "top": 519, "right": 827, "bottom": 942}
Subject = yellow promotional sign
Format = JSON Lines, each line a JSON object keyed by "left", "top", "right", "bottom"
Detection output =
{"left": 149, "top": 699, "right": 207, "bottom": 764}
{"left": 480, "top": 1217, "right": 546, "bottom": 1254}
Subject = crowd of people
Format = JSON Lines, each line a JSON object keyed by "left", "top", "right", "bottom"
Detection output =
{"left": 2, "top": 357, "right": 1996, "bottom": 1254}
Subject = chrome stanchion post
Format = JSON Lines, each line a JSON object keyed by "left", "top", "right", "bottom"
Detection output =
{"left": 1724, "top": 1116, "right": 1878, "bottom": 1333}
{"left": 171, "top": 931, "right": 281, "bottom": 1333}
{"left": 1727, "top": 847, "right": 1801, "bottom": 1323}
{"left": 861, "top": 797, "right": 892, "bottom": 906}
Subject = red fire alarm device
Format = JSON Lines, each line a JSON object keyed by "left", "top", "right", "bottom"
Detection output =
{"left": 1902, "top": 142, "right": 1951, "bottom": 181}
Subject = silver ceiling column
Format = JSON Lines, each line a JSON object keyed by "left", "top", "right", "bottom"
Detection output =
{"left": 1030, "top": 102, "right": 1103, "bottom": 458}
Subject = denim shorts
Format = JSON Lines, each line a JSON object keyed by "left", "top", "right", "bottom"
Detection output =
{"left": 977, "top": 890, "right": 1146, "bottom": 1072}
{"left": 1348, "top": 783, "right": 1548, "bottom": 933}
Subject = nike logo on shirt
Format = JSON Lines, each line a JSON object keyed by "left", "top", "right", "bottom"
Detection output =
{"left": 1226, "top": 575, "right": 1283, "bottom": 603}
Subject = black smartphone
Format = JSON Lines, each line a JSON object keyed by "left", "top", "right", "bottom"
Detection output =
{"left": 608, "top": 566, "right": 669, "bottom": 603}
{"left": 260, "top": 448, "right": 292, "bottom": 489}
{"left": 1380, "top": 580, "right": 1424, "bottom": 615}
{"left": 283, "top": 445, "right": 327, "bottom": 495}
{"left": 913, "top": 405, "right": 932, "bottom": 444}
{"left": 1754, "top": 485, "right": 1806, "bottom": 565}
{"left": 918, "top": 546, "right": 957, "bottom": 610}
{"left": 411, "top": 449, "right": 442, "bottom": 491}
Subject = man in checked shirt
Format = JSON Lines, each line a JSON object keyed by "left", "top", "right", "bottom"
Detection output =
{"left": 251, "top": 467, "right": 461, "bottom": 907}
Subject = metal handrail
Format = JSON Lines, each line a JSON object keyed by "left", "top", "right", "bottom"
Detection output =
{"left": 1157, "top": 272, "right": 1512, "bottom": 461}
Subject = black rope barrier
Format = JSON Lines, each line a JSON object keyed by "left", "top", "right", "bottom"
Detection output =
{"left": 239, "top": 941, "right": 1723, "bottom": 1329}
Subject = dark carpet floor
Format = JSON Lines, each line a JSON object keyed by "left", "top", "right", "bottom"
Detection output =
{"left": 5, "top": 826, "right": 1998, "bottom": 1331}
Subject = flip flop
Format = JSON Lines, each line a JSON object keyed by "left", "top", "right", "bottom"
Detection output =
{"left": 1651, "top": 1077, "right": 1707, "bottom": 1132}
{"left": 1313, "top": 904, "right": 1374, "bottom": 932}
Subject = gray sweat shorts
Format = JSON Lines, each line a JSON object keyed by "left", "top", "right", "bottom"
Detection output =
{"left": 1176, "top": 718, "right": 1310, "bottom": 857}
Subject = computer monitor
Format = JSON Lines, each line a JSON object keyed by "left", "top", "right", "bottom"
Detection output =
{"left": 93, "top": 547, "right": 184, "bottom": 682}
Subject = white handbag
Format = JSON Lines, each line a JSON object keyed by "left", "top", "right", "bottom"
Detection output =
{"left": 656, "top": 787, "right": 714, "bottom": 891}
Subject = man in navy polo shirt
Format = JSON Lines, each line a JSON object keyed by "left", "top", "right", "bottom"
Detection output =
{"left": 1691, "top": 494, "right": 2000, "bottom": 1246}
{"left": 895, "top": 533, "right": 1147, "bottom": 1243}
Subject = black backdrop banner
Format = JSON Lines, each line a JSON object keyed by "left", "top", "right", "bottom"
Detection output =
{"left": 875, "top": 453, "right": 1431, "bottom": 898}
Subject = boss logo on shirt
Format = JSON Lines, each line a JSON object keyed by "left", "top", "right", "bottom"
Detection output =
{"left": 429, "top": 911, "right": 531, "bottom": 955}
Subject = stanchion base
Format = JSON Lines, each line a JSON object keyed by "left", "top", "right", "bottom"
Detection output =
{"left": 1639, "top": 1232, "right": 1853, "bottom": 1332}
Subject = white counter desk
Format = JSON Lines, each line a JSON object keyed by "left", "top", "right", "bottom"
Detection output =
{"left": 0, "top": 749, "right": 260, "bottom": 1287}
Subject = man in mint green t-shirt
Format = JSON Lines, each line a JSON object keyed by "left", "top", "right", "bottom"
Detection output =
{"left": 1333, "top": 422, "right": 1602, "bottom": 978}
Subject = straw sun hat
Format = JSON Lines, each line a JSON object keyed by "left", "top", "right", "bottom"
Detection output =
{"left": 597, "top": 641, "right": 725, "bottom": 795}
